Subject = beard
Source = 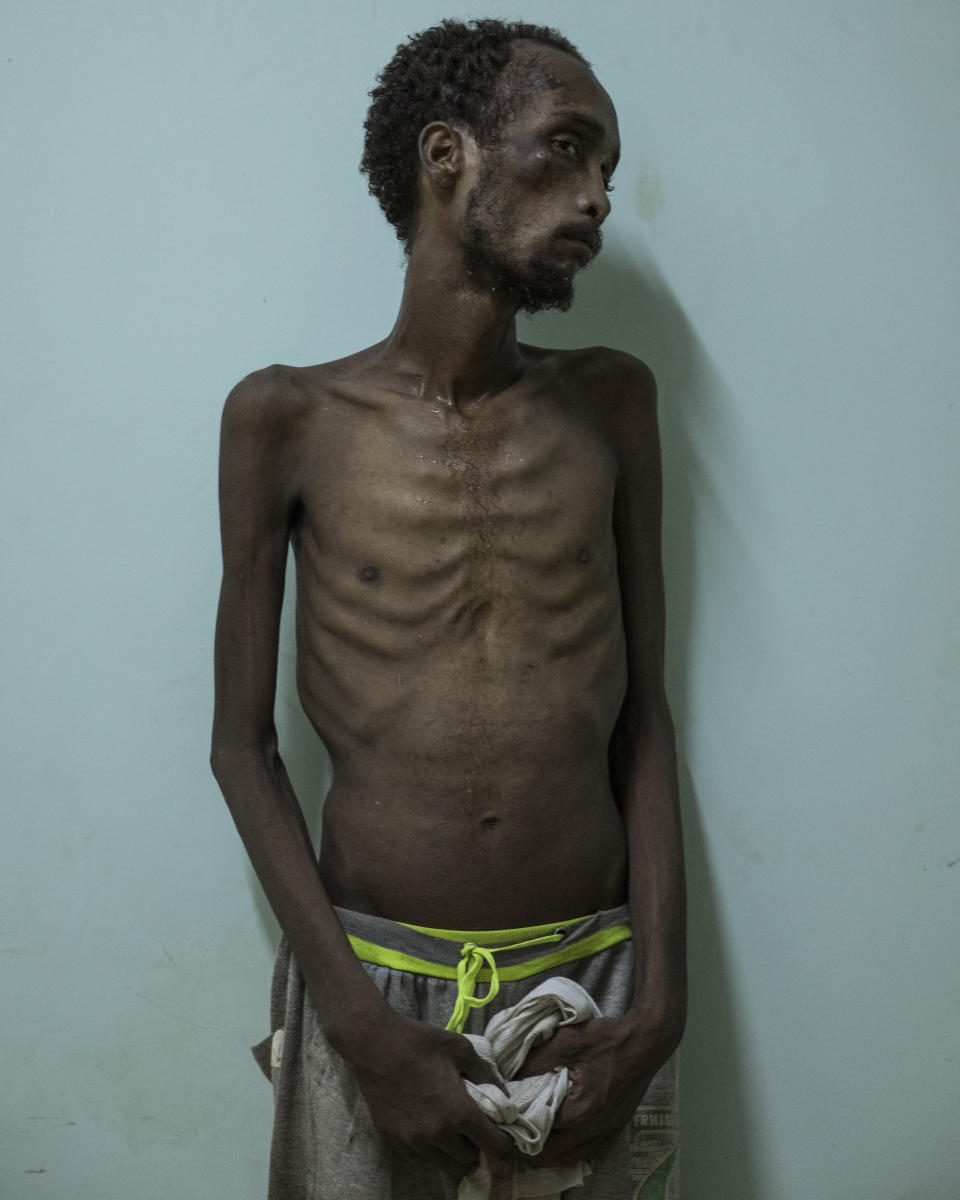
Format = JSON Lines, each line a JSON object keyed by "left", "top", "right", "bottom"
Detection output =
{"left": 461, "top": 168, "right": 591, "bottom": 314}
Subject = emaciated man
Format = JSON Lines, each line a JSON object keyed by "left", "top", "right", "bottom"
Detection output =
{"left": 212, "top": 18, "right": 685, "bottom": 1199}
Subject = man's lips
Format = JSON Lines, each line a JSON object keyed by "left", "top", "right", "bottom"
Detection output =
{"left": 555, "top": 224, "right": 602, "bottom": 258}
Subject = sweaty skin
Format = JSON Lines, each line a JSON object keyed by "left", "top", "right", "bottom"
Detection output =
{"left": 300, "top": 346, "right": 629, "bottom": 928}
{"left": 212, "top": 40, "right": 685, "bottom": 1180}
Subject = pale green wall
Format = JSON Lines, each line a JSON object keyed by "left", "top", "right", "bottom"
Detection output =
{"left": 2, "top": 2, "right": 958, "bottom": 1197}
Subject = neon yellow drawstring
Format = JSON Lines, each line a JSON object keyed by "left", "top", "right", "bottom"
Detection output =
{"left": 444, "top": 930, "right": 567, "bottom": 1033}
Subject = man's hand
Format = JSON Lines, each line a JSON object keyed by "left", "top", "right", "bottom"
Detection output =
{"left": 513, "top": 1013, "right": 672, "bottom": 1167}
{"left": 343, "top": 1011, "right": 513, "bottom": 1181}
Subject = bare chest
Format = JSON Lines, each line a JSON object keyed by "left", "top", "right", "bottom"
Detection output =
{"left": 287, "top": 381, "right": 627, "bottom": 764}
{"left": 298, "top": 394, "right": 618, "bottom": 595}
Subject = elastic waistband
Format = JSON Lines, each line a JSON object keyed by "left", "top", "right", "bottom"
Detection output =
{"left": 397, "top": 915, "right": 593, "bottom": 946}
{"left": 336, "top": 903, "right": 632, "bottom": 1033}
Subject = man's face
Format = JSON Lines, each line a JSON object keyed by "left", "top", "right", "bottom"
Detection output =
{"left": 460, "top": 46, "right": 620, "bottom": 314}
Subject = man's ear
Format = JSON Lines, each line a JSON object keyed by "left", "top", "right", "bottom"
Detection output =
{"left": 418, "top": 121, "right": 470, "bottom": 190}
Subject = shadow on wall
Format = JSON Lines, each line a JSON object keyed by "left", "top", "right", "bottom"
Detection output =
{"left": 521, "top": 238, "right": 765, "bottom": 1199}
{"left": 245, "top": 236, "right": 765, "bottom": 1198}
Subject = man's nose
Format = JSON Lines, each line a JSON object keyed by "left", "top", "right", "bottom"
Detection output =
{"left": 577, "top": 172, "right": 612, "bottom": 224}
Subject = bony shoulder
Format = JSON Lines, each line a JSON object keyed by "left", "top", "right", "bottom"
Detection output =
{"left": 557, "top": 346, "right": 657, "bottom": 414}
{"left": 526, "top": 342, "right": 651, "bottom": 381}
{"left": 222, "top": 363, "right": 317, "bottom": 433}
{"left": 230, "top": 362, "right": 312, "bottom": 403}
{"left": 583, "top": 347, "right": 655, "bottom": 393}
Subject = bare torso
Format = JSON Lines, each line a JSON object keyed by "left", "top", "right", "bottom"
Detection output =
{"left": 284, "top": 344, "right": 630, "bottom": 927}
{"left": 211, "top": 42, "right": 685, "bottom": 1174}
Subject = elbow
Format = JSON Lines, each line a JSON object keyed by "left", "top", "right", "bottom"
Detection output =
{"left": 209, "top": 740, "right": 236, "bottom": 791}
{"left": 209, "top": 741, "right": 229, "bottom": 786}
{"left": 209, "top": 721, "right": 232, "bottom": 785}
{"left": 615, "top": 697, "right": 675, "bottom": 748}
{"left": 209, "top": 723, "right": 279, "bottom": 788}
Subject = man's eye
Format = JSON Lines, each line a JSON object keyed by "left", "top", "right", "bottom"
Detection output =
{"left": 551, "top": 137, "right": 579, "bottom": 156}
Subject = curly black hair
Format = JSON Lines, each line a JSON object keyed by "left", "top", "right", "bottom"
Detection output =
{"left": 361, "top": 18, "right": 587, "bottom": 249}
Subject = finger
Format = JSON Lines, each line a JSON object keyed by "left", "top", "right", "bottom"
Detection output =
{"left": 514, "top": 1030, "right": 582, "bottom": 1077}
{"left": 447, "top": 1037, "right": 501, "bottom": 1087}
{"left": 458, "top": 1058, "right": 501, "bottom": 1087}
{"left": 536, "top": 1122, "right": 607, "bottom": 1167}
{"left": 418, "top": 1144, "right": 470, "bottom": 1183}
{"left": 402, "top": 1133, "right": 478, "bottom": 1183}
{"left": 438, "top": 1133, "right": 484, "bottom": 1167}
{"left": 515, "top": 1047, "right": 564, "bottom": 1077}
{"left": 534, "top": 1120, "right": 596, "bottom": 1163}
{"left": 543, "top": 1119, "right": 600, "bottom": 1157}
{"left": 461, "top": 1110, "right": 514, "bottom": 1161}
{"left": 537, "top": 1145, "right": 597, "bottom": 1169}
{"left": 441, "top": 1134, "right": 511, "bottom": 1184}
{"left": 540, "top": 1128, "right": 624, "bottom": 1166}
{"left": 394, "top": 1140, "right": 449, "bottom": 1174}
{"left": 537, "top": 1113, "right": 625, "bottom": 1167}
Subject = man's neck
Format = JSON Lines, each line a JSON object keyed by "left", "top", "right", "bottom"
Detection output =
{"left": 376, "top": 237, "right": 524, "bottom": 408}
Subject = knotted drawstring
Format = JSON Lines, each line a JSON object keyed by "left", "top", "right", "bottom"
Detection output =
{"left": 445, "top": 930, "right": 567, "bottom": 1033}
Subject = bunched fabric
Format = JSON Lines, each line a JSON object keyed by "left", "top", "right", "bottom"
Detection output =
{"left": 459, "top": 976, "right": 601, "bottom": 1198}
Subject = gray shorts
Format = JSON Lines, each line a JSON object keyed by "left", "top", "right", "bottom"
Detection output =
{"left": 256, "top": 905, "right": 679, "bottom": 1199}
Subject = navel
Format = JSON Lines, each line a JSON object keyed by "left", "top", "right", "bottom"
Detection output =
{"left": 480, "top": 815, "right": 501, "bottom": 830}
{"left": 575, "top": 545, "right": 593, "bottom": 566}
{"left": 358, "top": 564, "right": 381, "bottom": 583}
{"left": 468, "top": 600, "right": 492, "bottom": 631}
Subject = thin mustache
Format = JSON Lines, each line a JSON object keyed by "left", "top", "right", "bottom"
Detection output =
{"left": 555, "top": 223, "right": 603, "bottom": 256}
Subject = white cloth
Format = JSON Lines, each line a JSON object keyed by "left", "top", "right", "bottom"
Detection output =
{"left": 458, "top": 977, "right": 601, "bottom": 1200}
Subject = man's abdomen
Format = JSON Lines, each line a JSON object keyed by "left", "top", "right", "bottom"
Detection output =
{"left": 308, "top": 644, "right": 630, "bottom": 927}
{"left": 317, "top": 771, "right": 629, "bottom": 929}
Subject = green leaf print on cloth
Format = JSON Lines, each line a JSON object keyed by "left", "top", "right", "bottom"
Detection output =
{"left": 634, "top": 1149, "right": 677, "bottom": 1200}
